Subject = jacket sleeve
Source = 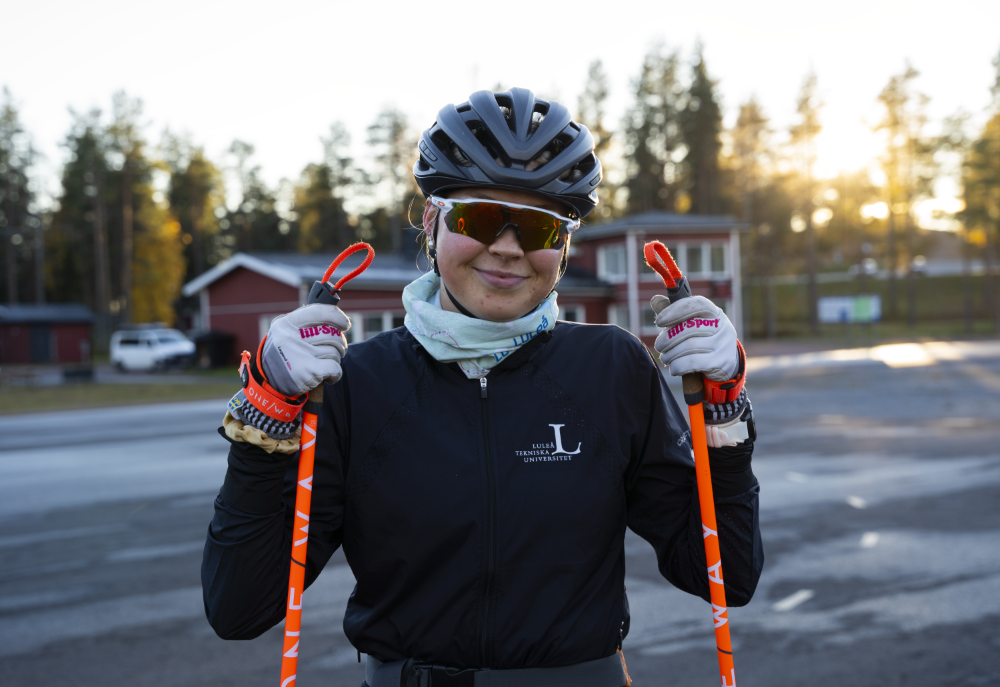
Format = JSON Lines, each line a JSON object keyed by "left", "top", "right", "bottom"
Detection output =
{"left": 201, "top": 391, "right": 348, "bottom": 639}
{"left": 625, "top": 364, "right": 764, "bottom": 607}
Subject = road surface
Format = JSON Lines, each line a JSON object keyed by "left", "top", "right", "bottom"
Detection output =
{"left": 1, "top": 339, "right": 999, "bottom": 686}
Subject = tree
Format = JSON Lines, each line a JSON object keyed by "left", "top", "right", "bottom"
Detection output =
{"left": 163, "top": 133, "right": 223, "bottom": 280}
{"left": 577, "top": 60, "right": 616, "bottom": 221}
{"left": 0, "top": 88, "right": 36, "bottom": 305}
{"left": 960, "top": 49, "right": 1000, "bottom": 329}
{"left": 788, "top": 72, "right": 823, "bottom": 334}
{"left": 222, "top": 140, "right": 292, "bottom": 255}
{"left": 731, "top": 97, "right": 770, "bottom": 223}
{"left": 367, "top": 108, "right": 414, "bottom": 253}
{"left": 875, "top": 64, "right": 936, "bottom": 325}
{"left": 295, "top": 122, "right": 355, "bottom": 253}
{"left": 107, "top": 92, "right": 146, "bottom": 323}
{"left": 622, "top": 43, "right": 683, "bottom": 214}
{"left": 49, "top": 110, "right": 113, "bottom": 342}
{"left": 679, "top": 46, "right": 724, "bottom": 214}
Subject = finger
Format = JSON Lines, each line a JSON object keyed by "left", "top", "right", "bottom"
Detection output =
{"left": 655, "top": 326, "right": 721, "bottom": 354}
{"left": 650, "top": 295, "right": 670, "bottom": 315}
{"left": 285, "top": 304, "right": 351, "bottom": 331}
{"left": 308, "top": 339, "right": 346, "bottom": 359}
{"left": 654, "top": 297, "right": 721, "bottom": 329}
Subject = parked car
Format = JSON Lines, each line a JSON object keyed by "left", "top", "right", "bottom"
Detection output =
{"left": 110, "top": 328, "right": 196, "bottom": 371}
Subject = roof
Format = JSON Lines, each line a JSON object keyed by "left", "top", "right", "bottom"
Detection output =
{"left": 0, "top": 303, "right": 94, "bottom": 324}
{"left": 183, "top": 251, "right": 433, "bottom": 296}
{"left": 573, "top": 211, "right": 750, "bottom": 241}
{"left": 183, "top": 250, "right": 614, "bottom": 296}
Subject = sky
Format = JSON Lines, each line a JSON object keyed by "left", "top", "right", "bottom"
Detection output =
{"left": 3, "top": 0, "right": 1000, "bottom": 208}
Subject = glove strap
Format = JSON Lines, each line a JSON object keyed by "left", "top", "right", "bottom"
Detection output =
{"left": 703, "top": 340, "right": 747, "bottom": 405}
{"left": 238, "top": 337, "right": 307, "bottom": 422}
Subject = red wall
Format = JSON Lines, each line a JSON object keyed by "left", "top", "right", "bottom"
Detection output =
{"left": 0, "top": 323, "right": 90, "bottom": 364}
{"left": 0, "top": 325, "right": 30, "bottom": 363}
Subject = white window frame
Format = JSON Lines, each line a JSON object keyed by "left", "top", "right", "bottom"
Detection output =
{"left": 597, "top": 243, "right": 628, "bottom": 284}
{"left": 558, "top": 304, "right": 587, "bottom": 323}
{"left": 607, "top": 303, "right": 629, "bottom": 329}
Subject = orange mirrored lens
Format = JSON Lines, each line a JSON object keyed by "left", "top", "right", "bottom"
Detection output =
{"left": 443, "top": 202, "right": 567, "bottom": 251}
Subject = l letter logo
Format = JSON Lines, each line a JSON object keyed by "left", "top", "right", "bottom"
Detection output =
{"left": 548, "top": 424, "right": 582, "bottom": 456}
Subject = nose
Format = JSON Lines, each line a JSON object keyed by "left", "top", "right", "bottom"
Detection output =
{"left": 489, "top": 225, "right": 524, "bottom": 260}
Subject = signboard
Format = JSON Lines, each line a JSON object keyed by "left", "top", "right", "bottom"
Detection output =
{"left": 818, "top": 295, "right": 882, "bottom": 324}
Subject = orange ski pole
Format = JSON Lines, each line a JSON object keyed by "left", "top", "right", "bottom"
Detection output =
{"left": 643, "top": 240, "right": 736, "bottom": 687}
{"left": 279, "top": 242, "right": 374, "bottom": 687}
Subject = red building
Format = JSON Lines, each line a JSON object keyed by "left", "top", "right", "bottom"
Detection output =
{"left": 0, "top": 304, "right": 94, "bottom": 364}
{"left": 181, "top": 212, "right": 746, "bottom": 362}
{"left": 570, "top": 211, "right": 749, "bottom": 344}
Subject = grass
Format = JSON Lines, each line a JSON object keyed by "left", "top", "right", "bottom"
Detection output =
{"left": 0, "top": 382, "right": 235, "bottom": 415}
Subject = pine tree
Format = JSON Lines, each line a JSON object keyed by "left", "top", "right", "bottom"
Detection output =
{"left": 960, "top": 48, "right": 1000, "bottom": 328}
{"left": 679, "top": 46, "right": 724, "bottom": 214}
{"left": 49, "top": 110, "right": 112, "bottom": 340}
{"left": 789, "top": 73, "right": 823, "bottom": 334}
{"left": 367, "top": 108, "right": 414, "bottom": 253}
{"left": 163, "top": 133, "right": 223, "bottom": 280}
{"left": 874, "top": 64, "right": 936, "bottom": 325}
{"left": 577, "top": 60, "right": 615, "bottom": 221}
{"left": 0, "top": 88, "right": 36, "bottom": 305}
{"left": 295, "top": 122, "right": 355, "bottom": 253}
{"left": 622, "top": 44, "right": 683, "bottom": 214}
{"left": 223, "top": 140, "right": 291, "bottom": 255}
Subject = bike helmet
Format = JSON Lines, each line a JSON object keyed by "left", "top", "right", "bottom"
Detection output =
{"left": 413, "top": 88, "right": 602, "bottom": 218}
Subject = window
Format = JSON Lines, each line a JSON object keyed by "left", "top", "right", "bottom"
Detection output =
{"left": 641, "top": 243, "right": 679, "bottom": 280}
{"left": 642, "top": 307, "right": 657, "bottom": 332}
{"left": 687, "top": 245, "right": 703, "bottom": 275}
{"left": 392, "top": 314, "right": 406, "bottom": 329}
{"left": 559, "top": 305, "right": 586, "bottom": 323}
{"left": 364, "top": 315, "right": 385, "bottom": 338}
{"left": 597, "top": 244, "right": 627, "bottom": 283}
{"left": 607, "top": 304, "right": 629, "bottom": 329}
{"left": 711, "top": 245, "right": 726, "bottom": 274}
{"left": 119, "top": 337, "right": 140, "bottom": 347}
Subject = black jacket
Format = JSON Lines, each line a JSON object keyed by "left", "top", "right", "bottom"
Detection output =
{"left": 202, "top": 323, "right": 763, "bottom": 669}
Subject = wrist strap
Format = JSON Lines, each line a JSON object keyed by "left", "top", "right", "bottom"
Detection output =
{"left": 238, "top": 337, "right": 307, "bottom": 422}
{"left": 703, "top": 340, "right": 746, "bottom": 405}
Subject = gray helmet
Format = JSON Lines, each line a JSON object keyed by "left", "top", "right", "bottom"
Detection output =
{"left": 413, "top": 88, "right": 602, "bottom": 218}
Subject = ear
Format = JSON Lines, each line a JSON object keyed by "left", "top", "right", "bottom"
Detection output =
{"left": 422, "top": 200, "right": 439, "bottom": 237}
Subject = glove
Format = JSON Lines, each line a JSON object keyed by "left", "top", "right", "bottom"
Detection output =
{"left": 651, "top": 295, "right": 738, "bottom": 381}
{"left": 226, "top": 303, "right": 350, "bottom": 441}
{"left": 260, "top": 304, "right": 351, "bottom": 397}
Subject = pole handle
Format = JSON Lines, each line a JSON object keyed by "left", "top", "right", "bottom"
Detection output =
{"left": 308, "top": 386, "right": 324, "bottom": 403}
{"left": 681, "top": 372, "right": 704, "bottom": 406}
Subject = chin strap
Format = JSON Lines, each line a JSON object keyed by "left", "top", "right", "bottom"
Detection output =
{"left": 443, "top": 283, "right": 480, "bottom": 319}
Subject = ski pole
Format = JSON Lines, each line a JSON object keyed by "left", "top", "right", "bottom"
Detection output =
{"left": 643, "top": 240, "right": 736, "bottom": 687}
{"left": 280, "top": 242, "right": 374, "bottom": 687}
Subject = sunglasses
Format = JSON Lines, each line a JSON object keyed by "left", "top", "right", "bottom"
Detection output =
{"left": 429, "top": 196, "right": 580, "bottom": 251}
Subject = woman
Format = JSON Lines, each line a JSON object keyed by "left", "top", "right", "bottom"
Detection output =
{"left": 204, "top": 88, "right": 763, "bottom": 686}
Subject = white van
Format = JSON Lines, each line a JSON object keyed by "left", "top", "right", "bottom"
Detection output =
{"left": 110, "top": 328, "right": 196, "bottom": 372}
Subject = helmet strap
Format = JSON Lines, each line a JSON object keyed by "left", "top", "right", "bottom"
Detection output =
{"left": 443, "top": 283, "right": 479, "bottom": 319}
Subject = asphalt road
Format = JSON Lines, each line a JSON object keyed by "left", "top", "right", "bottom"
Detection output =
{"left": 1, "top": 339, "right": 999, "bottom": 687}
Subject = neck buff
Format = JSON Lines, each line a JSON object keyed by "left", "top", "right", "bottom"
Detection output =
{"left": 402, "top": 271, "right": 558, "bottom": 379}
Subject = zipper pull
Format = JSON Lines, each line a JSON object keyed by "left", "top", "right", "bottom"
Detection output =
{"left": 480, "top": 376, "right": 488, "bottom": 399}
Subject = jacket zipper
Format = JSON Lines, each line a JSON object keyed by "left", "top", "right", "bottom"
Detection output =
{"left": 479, "top": 375, "right": 496, "bottom": 667}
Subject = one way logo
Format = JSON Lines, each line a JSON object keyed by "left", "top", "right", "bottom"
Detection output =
{"left": 516, "top": 424, "right": 582, "bottom": 463}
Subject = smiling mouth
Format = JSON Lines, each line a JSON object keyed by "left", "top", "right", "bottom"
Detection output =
{"left": 474, "top": 268, "right": 529, "bottom": 287}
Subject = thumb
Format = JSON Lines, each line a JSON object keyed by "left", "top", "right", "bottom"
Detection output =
{"left": 650, "top": 294, "right": 670, "bottom": 315}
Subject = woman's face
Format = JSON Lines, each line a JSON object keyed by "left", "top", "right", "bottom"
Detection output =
{"left": 429, "top": 187, "right": 569, "bottom": 322}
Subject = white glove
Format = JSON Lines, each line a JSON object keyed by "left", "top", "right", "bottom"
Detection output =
{"left": 261, "top": 304, "right": 351, "bottom": 397}
{"left": 651, "top": 295, "right": 738, "bottom": 381}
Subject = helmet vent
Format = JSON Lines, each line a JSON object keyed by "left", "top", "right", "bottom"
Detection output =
{"left": 456, "top": 104, "right": 471, "bottom": 113}
{"left": 431, "top": 129, "right": 474, "bottom": 168}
